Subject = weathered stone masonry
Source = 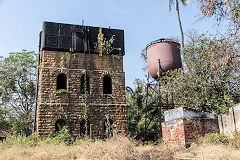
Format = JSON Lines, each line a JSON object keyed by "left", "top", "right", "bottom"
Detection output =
{"left": 37, "top": 50, "right": 128, "bottom": 138}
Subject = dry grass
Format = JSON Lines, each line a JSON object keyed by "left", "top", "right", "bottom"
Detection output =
{"left": 175, "top": 143, "right": 240, "bottom": 160}
{"left": 1, "top": 135, "right": 240, "bottom": 160}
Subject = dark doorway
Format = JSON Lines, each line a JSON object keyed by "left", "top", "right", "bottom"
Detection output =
{"left": 55, "top": 119, "right": 66, "bottom": 132}
{"left": 80, "top": 74, "right": 90, "bottom": 94}
{"left": 103, "top": 75, "right": 112, "bottom": 94}
{"left": 80, "top": 119, "right": 90, "bottom": 136}
{"left": 57, "top": 73, "right": 67, "bottom": 90}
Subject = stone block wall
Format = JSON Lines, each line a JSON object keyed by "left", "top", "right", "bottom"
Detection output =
{"left": 37, "top": 51, "right": 128, "bottom": 138}
{"left": 218, "top": 103, "right": 240, "bottom": 136}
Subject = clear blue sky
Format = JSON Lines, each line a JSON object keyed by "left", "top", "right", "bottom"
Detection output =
{"left": 0, "top": 0, "right": 219, "bottom": 87}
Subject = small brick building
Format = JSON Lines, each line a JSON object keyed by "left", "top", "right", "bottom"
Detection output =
{"left": 36, "top": 22, "right": 128, "bottom": 138}
{"left": 162, "top": 107, "right": 219, "bottom": 147}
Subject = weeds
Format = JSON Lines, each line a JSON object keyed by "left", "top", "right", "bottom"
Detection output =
{"left": 0, "top": 126, "right": 73, "bottom": 149}
{"left": 204, "top": 133, "right": 230, "bottom": 145}
{"left": 204, "top": 132, "right": 240, "bottom": 149}
{"left": 0, "top": 133, "right": 39, "bottom": 149}
{"left": 229, "top": 132, "right": 240, "bottom": 149}
{"left": 1, "top": 132, "right": 240, "bottom": 160}
{"left": 45, "top": 126, "right": 73, "bottom": 145}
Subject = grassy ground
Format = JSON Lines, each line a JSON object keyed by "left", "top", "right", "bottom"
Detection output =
{"left": 1, "top": 135, "right": 240, "bottom": 160}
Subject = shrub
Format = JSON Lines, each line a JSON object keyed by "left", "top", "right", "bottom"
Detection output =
{"left": 45, "top": 125, "right": 73, "bottom": 145}
{"left": 0, "top": 126, "right": 73, "bottom": 149}
{"left": 0, "top": 132, "right": 39, "bottom": 149}
{"left": 229, "top": 132, "right": 240, "bottom": 149}
{"left": 204, "top": 133, "right": 229, "bottom": 145}
{"left": 55, "top": 89, "right": 67, "bottom": 95}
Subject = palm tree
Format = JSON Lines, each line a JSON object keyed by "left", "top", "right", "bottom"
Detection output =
{"left": 160, "top": 0, "right": 187, "bottom": 50}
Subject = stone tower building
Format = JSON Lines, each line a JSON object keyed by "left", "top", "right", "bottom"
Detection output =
{"left": 36, "top": 22, "right": 128, "bottom": 138}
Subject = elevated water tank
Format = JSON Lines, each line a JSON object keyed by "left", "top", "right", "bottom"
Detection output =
{"left": 146, "top": 39, "right": 182, "bottom": 79}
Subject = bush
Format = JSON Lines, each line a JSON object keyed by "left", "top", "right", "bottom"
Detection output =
{"left": 44, "top": 125, "right": 73, "bottom": 145}
{"left": 204, "top": 133, "right": 229, "bottom": 145}
{"left": 0, "top": 126, "right": 73, "bottom": 149}
{"left": 229, "top": 132, "right": 240, "bottom": 149}
{"left": 203, "top": 132, "right": 240, "bottom": 149}
{"left": 0, "top": 133, "right": 39, "bottom": 149}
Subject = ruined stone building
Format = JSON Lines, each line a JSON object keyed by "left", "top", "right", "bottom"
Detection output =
{"left": 36, "top": 22, "right": 128, "bottom": 138}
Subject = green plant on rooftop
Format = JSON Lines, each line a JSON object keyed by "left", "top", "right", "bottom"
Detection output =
{"left": 94, "top": 26, "right": 121, "bottom": 56}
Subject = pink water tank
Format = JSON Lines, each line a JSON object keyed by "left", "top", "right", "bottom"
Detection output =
{"left": 146, "top": 39, "right": 182, "bottom": 79}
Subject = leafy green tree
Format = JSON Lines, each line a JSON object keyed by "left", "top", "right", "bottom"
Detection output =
{"left": 126, "top": 79, "right": 163, "bottom": 141}
{"left": 126, "top": 79, "right": 145, "bottom": 139}
{"left": 159, "top": 32, "right": 240, "bottom": 113}
{"left": 0, "top": 50, "right": 37, "bottom": 135}
{"left": 0, "top": 107, "right": 12, "bottom": 131}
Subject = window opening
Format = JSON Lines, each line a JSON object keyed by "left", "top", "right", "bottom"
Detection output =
{"left": 55, "top": 119, "right": 66, "bottom": 132}
{"left": 103, "top": 75, "right": 112, "bottom": 94}
{"left": 57, "top": 73, "right": 67, "bottom": 90}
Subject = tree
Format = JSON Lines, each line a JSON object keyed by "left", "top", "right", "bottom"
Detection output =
{"left": 197, "top": 0, "right": 240, "bottom": 39}
{"left": 159, "top": 32, "right": 240, "bottom": 113}
{"left": 126, "top": 79, "right": 164, "bottom": 141}
{"left": 0, "top": 106, "right": 12, "bottom": 131}
{"left": 126, "top": 80, "right": 145, "bottom": 139}
{"left": 0, "top": 50, "right": 37, "bottom": 135}
{"left": 159, "top": 0, "right": 188, "bottom": 49}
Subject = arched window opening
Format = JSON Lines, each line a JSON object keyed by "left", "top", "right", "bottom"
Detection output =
{"left": 80, "top": 119, "right": 90, "bottom": 136}
{"left": 104, "top": 118, "right": 114, "bottom": 138}
{"left": 55, "top": 119, "right": 66, "bottom": 132}
{"left": 80, "top": 74, "right": 90, "bottom": 94}
{"left": 103, "top": 75, "right": 112, "bottom": 94}
{"left": 57, "top": 73, "right": 67, "bottom": 90}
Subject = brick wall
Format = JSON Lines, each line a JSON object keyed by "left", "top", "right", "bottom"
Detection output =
{"left": 37, "top": 51, "right": 128, "bottom": 138}
{"left": 162, "top": 119, "right": 185, "bottom": 145}
{"left": 184, "top": 118, "right": 219, "bottom": 145}
{"left": 162, "top": 107, "right": 219, "bottom": 147}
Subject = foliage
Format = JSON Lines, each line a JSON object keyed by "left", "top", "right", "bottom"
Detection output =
{"left": 0, "top": 107, "right": 12, "bottom": 131}
{"left": 0, "top": 126, "right": 73, "bottom": 149}
{"left": 204, "top": 133, "right": 230, "bottom": 145}
{"left": 46, "top": 125, "right": 73, "bottom": 145}
{"left": 0, "top": 50, "right": 37, "bottom": 135}
{"left": 94, "top": 26, "right": 121, "bottom": 56}
{"left": 0, "top": 133, "right": 39, "bottom": 149}
{"left": 55, "top": 89, "right": 68, "bottom": 95}
{"left": 126, "top": 79, "right": 162, "bottom": 141}
{"left": 60, "top": 54, "right": 66, "bottom": 67}
{"left": 198, "top": 0, "right": 240, "bottom": 25}
{"left": 229, "top": 132, "right": 240, "bottom": 148}
{"left": 204, "top": 132, "right": 240, "bottom": 149}
{"left": 198, "top": 0, "right": 240, "bottom": 43}
{"left": 158, "top": 32, "right": 240, "bottom": 113}
{"left": 81, "top": 74, "right": 89, "bottom": 137}
{"left": 126, "top": 80, "right": 145, "bottom": 139}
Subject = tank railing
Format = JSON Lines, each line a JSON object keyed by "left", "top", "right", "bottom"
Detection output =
{"left": 146, "top": 38, "right": 179, "bottom": 48}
